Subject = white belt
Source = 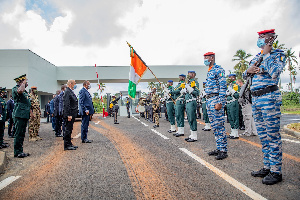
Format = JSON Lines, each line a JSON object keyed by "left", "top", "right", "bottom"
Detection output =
{"left": 166, "top": 100, "right": 173, "bottom": 104}
{"left": 186, "top": 98, "right": 196, "bottom": 103}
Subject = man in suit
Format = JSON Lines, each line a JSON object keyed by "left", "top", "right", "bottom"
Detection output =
{"left": 45, "top": 100, "right": 50, "bottom": 123}
{"left": 63, "top": 80, "right": 79, "bottom": 150}
{"left": 50, "top": 94, "right": 56, "bottom": 131}
{"left": 7, "top": 94, "right": 15, "bottom": 137}
{"left": 79, "top": 81, "right": 94, "bottom": 143}
{"left": 126, "top": 97, "right": 131, "bottom": 118}
{"left": 54, "top": 90, "right": 63, "bottom": 137}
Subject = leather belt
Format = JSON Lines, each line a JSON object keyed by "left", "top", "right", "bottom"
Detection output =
{"left": 227, "top": 98, "right": 237, "bottom": 104}
{"left": 206, "top": 93, "right": 219, "bottom": 99}
{"left": 251, "top": 85, "right": 279, "bottom": 97}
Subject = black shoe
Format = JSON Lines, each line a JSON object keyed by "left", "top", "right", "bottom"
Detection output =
{"left": 71, "top": 145, "right": 78, "bottom": 149}
{"left": 229, "top": 136, "right": 239, "bottom": 139}
{"left": 168, "top": 130, "right": 176, "bottom": 133}
{"left": 186, "top": 138, "right": 197, "bottom": 142}
{"left": 251, "top": 168, "right": 270, "bottom": 177}
{"left": 64, "top": 146, "right": 77, "bottom": 150}
{"left": 208, "top": 149, "right": 220, "bottom": 156}
{"left": 240, "top": 126, "right": 245, "bottom": 130}
{"left": 15, "top": 153, "right": 30, "bottom": 158}
{"left": 262, "top": 172, "right": 282, "bottom": 185}
{"left": 215, "top": 151, "right": 228, "bottom": 160}
{"left": 175, "top": 133, "right": 184, "bottom": 137}
{"left": 203, "top": 128, "right": 211, "bottom": 131}
{"left": 173, "top": 132, "right": 178, "bottom": 136}
{"left": 56, "top": 134, "right": 63, "bottom": 137}
{"left": 0, "top": 144, "right": 9, "bottom": 148}
{"left": 153, "top": 125, "right": 159, "bottom": 128}
{"left": 82, "top": 139, "right": 93, "bottom": 143}
{"left": 185, "top": 137, "right": 190, "bottom": 141}
{"left": 114, "top": 122, "right": 119, "bottom": 124}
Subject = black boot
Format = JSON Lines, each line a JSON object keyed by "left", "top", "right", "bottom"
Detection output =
{"left": 215, "top": 151, "right": 228, "bottom": 160}
{"left": 208, "top": 149, "right": 220, "bottom": 156}
{"left": 262, "top": 172, "right": 282, "bottom": 185}
{"left": 251, "top": 168, "right": 270, "bottom": 177}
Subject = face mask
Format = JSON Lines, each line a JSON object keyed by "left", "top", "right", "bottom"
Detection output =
{"left": 204, "top": 59, "right": 210, "bottom": 66}
{"left": 34, "top": 90, "right": 38, "bottom": 94}
{"left": 257, "top": 38, "right": 266, "bottom": 48}
{"left": 73, "top": 84, "right": 77, "bottom": 90}
{"left": 88, "top": 85, "right": 91, "bottom": 89}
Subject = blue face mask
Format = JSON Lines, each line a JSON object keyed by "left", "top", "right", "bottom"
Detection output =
{"left": 257, "top": 38, "right": 266, "bottom": 48}
{"left": 73, "top": 84, "right": 77, "bottom": 90}
{"left": 204, "top": 59, "right": 210, "bottom": 66}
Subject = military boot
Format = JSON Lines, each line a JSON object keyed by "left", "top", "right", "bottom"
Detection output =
{"left": 208, "top": 149, "right": 220, "bottom": 156}
{"left": 262, "top": 172, "right": 282, "bottom": 185}
{"left": 251, "top": 168, "right": 270, "bottom": 177}
{"left": 215, "top": 151, "right": 228, "bottom": 160}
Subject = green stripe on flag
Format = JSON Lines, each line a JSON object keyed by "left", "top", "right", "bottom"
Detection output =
{"left": 128, "top": 80, "right": 136, "bottom": 99}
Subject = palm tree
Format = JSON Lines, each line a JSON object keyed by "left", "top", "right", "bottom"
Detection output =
{"left": 97, "top": 83, "right": 106, "bottom": 93}
{"left": 285, "top": 48, "right": 298, "bottom": 92}
{"left": 232, "top": 49, "right": 252, "bottom": 80}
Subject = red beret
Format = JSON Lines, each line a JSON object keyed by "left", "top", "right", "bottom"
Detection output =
{"left": 203, "top": 52, "right": 215, "bottom": 56}
{"left": 257, "top": 29, "right": 275, "bottom": 35}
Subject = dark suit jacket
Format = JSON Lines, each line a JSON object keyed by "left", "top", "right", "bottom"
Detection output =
{"left": 63, "top": 87, "right": 78, "bottom": 118}
{"left": 7, "top": 99, "right": 14, "bottom": 117}
{"left": 53, "top": 95, "right": 60, "bottom": 116}
{"left": 78, "top": 87, "right": 94, "bottom": 115}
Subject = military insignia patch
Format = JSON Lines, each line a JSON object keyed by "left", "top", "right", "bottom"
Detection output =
{"left": 219, "top": 72, "right": 225, "bottom": 77}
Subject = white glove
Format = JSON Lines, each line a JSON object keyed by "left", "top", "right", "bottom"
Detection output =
{"left": 164, "top": 88, "right": 169, "bottom": 94}
{"left": 186, "top": 84, "right": 194, "bottom": 93}
{"left": 180, "top": 88, "right": 186, "bottom": 94}
{"left": 230, "top": 88, "right": 236, "bottom": 94}
{"left": 226, "top": 89, "right": 231, "bottom": 96}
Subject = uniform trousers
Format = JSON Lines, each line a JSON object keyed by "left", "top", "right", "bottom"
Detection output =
{"left": 166, "top": 101, "right": 175, "bottom": 125}
{"left": 206, "top": 96, "right": 227, "bottom": 152}
{"left": 227, "top": 100, "right": 239, "bottom": 129}
{"left": 175, "top": 99, "right": 185, "bottom": 127}
{"left": 0, "top": 121, "right": 5, "bottom": 145}
{"left": 252, "top": 90, "right": 282, "bottom": 173}
{"left": 202, "top": 102, "right": 210, "bottom": 123}
{"left": 14, "top": 117, "right": 28, "bottom": 156}
{"left": 186, "top": 101, "right": 197, "bottom": 131}
{"left": 8, "top": 115, "right": 15, "bottom": 136}
{"left": 241, "top": 103, "right": 257, "bottom": 136}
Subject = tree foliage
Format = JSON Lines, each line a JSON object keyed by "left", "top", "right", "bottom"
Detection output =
{"left": 285, "top": 48, "right": 298, "bottom": 92}
{"left": 232, "top": 49, "right": 252, "bottom": 80}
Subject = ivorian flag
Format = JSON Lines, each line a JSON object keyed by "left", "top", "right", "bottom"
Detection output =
{"left": 128, "top": 48, "right": 147, "bottom": 99}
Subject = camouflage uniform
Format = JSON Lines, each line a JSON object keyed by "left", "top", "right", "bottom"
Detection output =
{"left": 29, "top": 93, "right": 41, "bottom": 141}
{"left": 152, "top": 94, "right": 160, "bottom": 126}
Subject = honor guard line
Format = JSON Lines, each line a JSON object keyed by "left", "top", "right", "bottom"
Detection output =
{"left": 0, "top": 49, "right": 208, "bottom": 115}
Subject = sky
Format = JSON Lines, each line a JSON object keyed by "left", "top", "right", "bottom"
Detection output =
{"left": 0, "top": 0, "right": 300, "bottom": 96}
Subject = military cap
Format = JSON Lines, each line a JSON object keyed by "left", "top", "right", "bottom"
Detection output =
{"left": 14, "top": 74, "right": 26, "bottom": 82}
{"left": 179, "top": 74, "right": 186, "bottom": 77}
{"left": 228, "top": 73, "right": 236, "bottom": 77}
{"left": 188, "top": 71, "right": 195, "bottom": 73}
{"left": 31, "top": 86, "right": 37, "bottom": 89}
{"left": 203, "top": 52, "right": 215, "bottom": 56}
{"left": 0, "top": 87, "right": 7, "bottom": 92}
{"left": 257, "top": 29, "right": 275, "bottom": 35}
{"left": 203, "top": 82, "right": 206, "bottom": 84}
{"left": 167, "top": 80, "right": 173, "bottom": 83}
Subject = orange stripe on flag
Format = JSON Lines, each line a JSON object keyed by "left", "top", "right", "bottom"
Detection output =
{"left": 131, "top": 54, "right": 147, "bottom": 77}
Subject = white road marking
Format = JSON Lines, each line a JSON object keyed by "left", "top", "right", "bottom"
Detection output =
{"left": 282, "top": 138, "right": 300, "bottom": 144}
{"left": 140, "top": 122, "right": 148, "bottom": 127}
{"left": 73, "top": 133, "right": 81, "bottom": 139}
{"left": 95, "top": 121, "right": 100, "bottom": 124}
{"left": 151, "top": 129, "right": 169, "bottom": 140}
{"left": 179, "top": 148, "right": 267, "bottom": 200}
{"left": 0, "top": 176, "right": 21, "bottom": 190}
{"left": 290, "top": 119, "right": 300, "bottom": 121}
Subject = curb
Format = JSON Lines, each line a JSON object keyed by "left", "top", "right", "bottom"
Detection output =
{"left": 283, "top": 125, "right": 300, "bottom": 138}
{"left": 0, "top": 151, "right": 7, "bottom": 174}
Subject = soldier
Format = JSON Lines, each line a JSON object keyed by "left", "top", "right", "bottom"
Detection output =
{"left": 237, "top": 79, "right": 257, "bottom": 136}
{"left": 172, "top": 74, "right": 186, "bottom": 137}
{"left": 0, "top": 87, "right": 9, "bottom": 149}
{"left": 28, "top": 86, "right": 42, "bottom": 141}
{"left": 164, "top": 80, "right": 176, "bottom": 133}
{"left": 138, "top": 97, "right": 145, "bottom": 118}
{"left": 203, "top": 52, "right": 228, "bottom": 160}
{"left": 184, "top": 71, "right": 200, "bottom": 142}
{"left": 245, "top": 29, "right": 285, "bottom": 185}
{"left": 111, "top": 93, "right": 122, "bottom": 124}
{"left": 126, "top": 97, "right": 131, "bottom": 118}
{"left": 200, "top": 82, "right": 211, "bottom": 131}
{"left": 152, "top": 88, "right": 160, "bottom": 128}
{"left": 226, "top": 74, "right": 240, "bottom": 139}
{"left": 12, "top": 74, "right": 31, "bottom": 158}
{"left": 7, "top": 94, "right": 15, "bottom": 138}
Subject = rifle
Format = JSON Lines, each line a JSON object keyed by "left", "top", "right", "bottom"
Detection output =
{"left": 239, "top": 56, "right": 264, "bottom": 105}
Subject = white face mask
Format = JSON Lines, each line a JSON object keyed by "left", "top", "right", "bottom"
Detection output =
{"left": 88, "top": 85, "right": 91, "bottom": 89}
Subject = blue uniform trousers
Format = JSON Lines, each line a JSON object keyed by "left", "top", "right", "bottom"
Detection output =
{"left": 252, "top": 90, "right": 282, "bottom": 173}
{"left": 206, "top": 96, "right": 227, "bottom": 152}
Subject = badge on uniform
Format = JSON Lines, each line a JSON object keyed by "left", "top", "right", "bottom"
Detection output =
{"left": 219, "top": 72, "right": 225, "bottom": 77}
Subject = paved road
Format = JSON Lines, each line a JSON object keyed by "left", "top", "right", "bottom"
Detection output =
{"left": 0, "top": 114, "right": 299, "bottom": 199}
